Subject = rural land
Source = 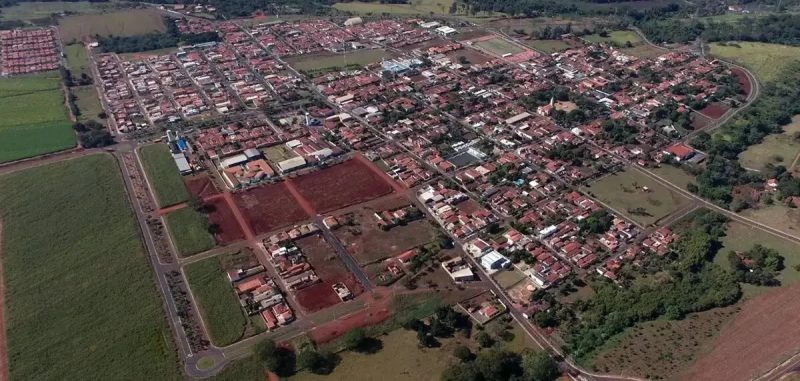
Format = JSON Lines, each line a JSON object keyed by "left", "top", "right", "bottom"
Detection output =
{"left": 2, "top": 0, "right": 800, "bottom": 380}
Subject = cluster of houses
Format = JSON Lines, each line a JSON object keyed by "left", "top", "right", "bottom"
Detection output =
{"left": 0, "top": 28, "right": 59, "bottom": 76}
{"left": 226, "top": 262, "right": 294, "bottom": 330}
{"left": 96, "top": 54, "right": 148, "bottom": 133}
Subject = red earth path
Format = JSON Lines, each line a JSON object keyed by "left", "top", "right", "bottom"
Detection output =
{"left": 221, "top": 192, "right": 256, "bottom": 241}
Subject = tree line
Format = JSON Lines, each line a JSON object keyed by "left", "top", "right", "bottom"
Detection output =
{"left": 640, "top": 14, "right": 800, "bottom": 45}
{"left": 97, "top": 16, "right": 220, "bottom": 54}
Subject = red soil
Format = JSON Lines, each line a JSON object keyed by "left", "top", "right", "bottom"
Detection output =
{"left": 698, "top": 102, "right": 728, "bottom": 119}
{"left": 232, "top": 182, "right": 311, "bottom": 236}
{"left": 732, "top": 67, "right": 752, "bottom": 98}
{"left": 685, "top": 283, "right": 800, "bottom": 381}
{"left": 291, "top": 157, "right": 398, "bottom": 214}
{"left": 184, "top": 175, "right": 218, "bottom": 199}
{"left": 309, "top": 294, "right": 393, "bottom": 345}
{"left": 205, "top": 197, "right": 246, "bottom": 244}
{"left": 293, "top": 234, "right": 364, "bottom": 313}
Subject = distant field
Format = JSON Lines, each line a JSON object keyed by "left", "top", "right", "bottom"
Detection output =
{"left": 584, "top": 167, "right": 691, "bottom": 226}
{"left": 739, "top": 115, "right": 800, "bottom": 171}
{"left": 64, "top": 43, "right": 91, "bottom": 77}
{"left": 58, "top": 8, "right": 166, "bottom": 42}
{"left": 651, "top": 165, "right": 697, "bottom": 190}
{"left": 0, "top": 154, "right": 181, "bottom": 380}
{"left": 710, "top": 42, "right": 800, "bottom": 83}
{"left": 0, "top": 72, "right": 75, "bottom": 163}
{"left": 72, "top": 85, "right": 104, "bottom": 122}
{"left": 0, "top": 1, "right": 109, "bottom": 22}
{"left": 584, "top": 30, "right": 642, "bottom": 46}
{"left": 332, "top": 0, "right": 455, "bottom": 15}
{"left": 184, "top": 253, "right": 247, "bottom": 346}
{"left": 621, "top": 43, "right": 665, "bottom": 59}
{"left": 140, "top": 144, "right": 190, "bottom": 207}
{"left": 474, "top": 37, "right": 524, "bottom": 56}
{"left": 525, "top": 39, "right": 574, "bottom": 53}
{"left": 287, "top": 49, "right": 393, "bottom": 73}
{"left": 165, "top": 207, "right": 215, "bottom": 257}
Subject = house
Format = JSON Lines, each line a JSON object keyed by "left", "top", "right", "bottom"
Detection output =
{"left": 436, "top": 26, "right": 456, "bottom": 37}
{"left": 663, "top": 143, "right": 695, "bottom": 161}
{"left": 441, "top": 256, "right": 476, "bottom": 283}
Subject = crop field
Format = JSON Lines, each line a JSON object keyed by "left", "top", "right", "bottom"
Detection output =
{"left": 286, "top": 49, "right": 393, "bottom": 73}
{"left": 739, "top": 115, "right": 800, "bottom": 172}
{"left": 716, "top": 222, "right": 800, "bottom": 291}
{"left": 205, "top": 197, "right": 246, "bottom": 244}
{"left": 0, "top": 1, "right": 109, "bottom": 22}
{"left": 184, "top": 254, "right": 247, "bottom": 347}
{"left": 589, "top": 306, "right": 741, "bottom": 379}
{"left": 473, "top": 37, "right": 524, "bottom": 56}
{"left": 58, "top": 8, "right": 166, "bottom": 42}
{"left": 294, "top": 234, "right": 364, "bottom": 313}
{"left": 584, "top": 167, "right": 691, "bottom": 226}
{"left": 165, "top": 207, "right": 215, "bottom": 257}
{"left": 233, "top": 182, "right": 311, "bottom": 235}
{"left": 139, "top": 144, "right": 190, "bottom": 208}
{"left": 72, "top": 85, "right": 104, "bottom": 122}
{"left": 291, "top": 157, "right": 397, "bottom": 214}
{"left": 710, "top": 42, "right": 800, "bottom": 84}
{"left": 583, "top": 30, "right": 642, "bottom": 46}
{"left": 686, "top": 282, "right": 800, "bottom": 381}
{"left": 0, "top": 154, "right": 180, "bottom": 380}
{"left": 0, "top": 72, "right": 75, "bottom": 163}
{"left": 332, "top": 0, "right": 455, "bottom": 15}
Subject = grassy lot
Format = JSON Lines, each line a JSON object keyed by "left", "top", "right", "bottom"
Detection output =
{"left": 73, "top": 85, "right": 104, "bottom": 122}
{"left": 64, "top": 43, "right": 91, "bottom": 77}
{"left": 474, "top": 37, "right": 524, "bottom": 56}
{"left": 0, "top": 1, "right": 109, "bottom": 22}
{"left": 0, "top": 72, "right": 75, "bottom": 163}
{"left": 332, "top": 0, "right": 455, "bottom": 15}
{"left": 710, "top": 42, "right": 800, "bottom": 84}
{"left": 287, "top": 49, "right": 392, "bottom": 73}
{"left": 210, "top": 356, "right": 265, "bottom": 381}
{"left": 140, "top": 143, "right": 190, "bottom": 207}
{"left": 264, "top": 144, "right": 299, "bottom": 163}
{"left": 588, "top": 305, "right": 740, "bottom": 379}
{"left": 493, "top": 268, "right": 526, "bottom": 289}
{"left": 739, "top": 115, "right": 800, "bottom": 171}
{"left": 525, "top": 39, "right": 574, "bottom": 53}
{"left": 584, "top": 167, "right": 691, "bottom": 226}
{"left": 165, "top": 207, "right": 215, "bottom": 256}
{"left": 0, "top": 154, "right": 180, "bottom": 380}
{"left": 58, "top": 8, "right": 166, "bottom": 42}
{"left": 621, "top": 44, "right": 665, "bottom": 59}
{"left": 583, "top": 30, "right": 642, "bottom": 46}
{"left": 651, "top": 164, "right": 697, "bottom": 190}
{"left": 184, "top": 253, "right": 247, "bottom": 346}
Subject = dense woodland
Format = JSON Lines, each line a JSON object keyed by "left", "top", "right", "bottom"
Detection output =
{"left": 640, "top": 14, "right": 800, "bottom": 45}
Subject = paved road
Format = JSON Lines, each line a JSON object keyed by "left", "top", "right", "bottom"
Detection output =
{"left": 314, "top": 216, "right": 373, "bottom": 293}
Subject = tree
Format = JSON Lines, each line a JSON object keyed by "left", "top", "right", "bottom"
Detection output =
{"left": 474, "top": 349, "right": 522, "bottom": 381}
{"left": 476, "top": 332, "right": 494, "bottom": 348}
{"left": 522, "top": 351, "right": 560, "bottom": 381}
{"left": 297, "top": 350, "right": 338, "bottom": 375}
{"left": 343, "top": 328, "right": 367, "bottom": 351}
{"left": 255, "top": 339, "right": 295, "bottom": 377}
{"left": 453, "top": 345, "right": 474, "bottom": 362}
{"left": 440, "top": 362, "right": 480, "bottom": 381}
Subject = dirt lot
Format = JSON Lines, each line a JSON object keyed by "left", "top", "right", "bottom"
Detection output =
{"left": 685, "top": 283, "right": 800, "bottom": 381}
{"left": 290, "top": 157, "right": 398, "bottom": 214}
{"left": 732, "top": 67, "right": 752, "bottom": 97}
{"left": 698, "top": 102, "right": 728, "bottom": 119}
{"left": 334, "top": 197, "right": 436, "bottom": 265}
{"left": 233, "top": 182, "right": 311, "bottom": 235}
{"left": 294, "top": 234, "right": 364, "bottom": 313}
{"left": 206, "top": 197, "right": 245, "bottom": 244}
{"left": 185, "top": 175, "right": 218, "bottom": 199}
{"left": 445, "top": 48, "right": 493, "bottom": 65}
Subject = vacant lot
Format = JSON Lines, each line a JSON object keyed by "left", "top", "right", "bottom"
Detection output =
{"left": 651, "top": 165, "right": 696, "bottom": 190}
{"left": 185, "top": 175, "right": 218, "bottom": 199}
{"left": 0, "top": 154, "right": 180, "bottom": 380}
{"left": 72, "top": 85, "right": 104, "bottom": 122}
{"left": 493, "top": 268, "right": 527, "bottom": 289}
{"left": 233, "top": 182, "right": 311, "bottom": 235}
{"left": 209, "top": 356, "right": 264, "bottom": 381}
{"left": 584, "top": 30, "right": 642, "bottom": 46}
{"left": 59, "top": 8, "right": 166, "bottom": 42}
{"left": 474, "top": 37, "right": 524, "bottom": 56}
{"left": 621, "top": 44, "right": 665, "bottom": 59}
{"left": 710, "top": 42, "right": 800, "bottom": 84}
{"left": 294, "top": 234, "right": 363, "bottom": 313}
{"left": 741, "top": 204, "right": 800, "bottom": 240}
{"left": 140, "top": 144, "right": 190, "bottom": 207}
{"left": 291, "top": 158, "right": 396, "bottom": 214}
{"left": 698, "top": 102, "right": 728, "bottom": 119}
{"left": 739, "top": 115, "right": 800, "bottom": 172}
{"left": 589, "top": 306, "right": 740, "bottom": 379}
{"left": 185, "top": 254, "right": 247, "bottom": 346}
{"left": 206, "top": 197, "right": 246, "bottom": 244}
{"left": 584, "top": 168, "right": 691, "bottom": 226}
{"left": 287, "top": 49, "right": 393, "bottom": 73}
{"left": 0, "top": 72, "right": 75, "bottom": 163}
{"left": 525, "top": 39, "right": 575, "bottom": 53}
{"left": 165, "top": 207, "right": 215, "bottom": 257}
{"left": 686, "top": 282, "right": 800, "bottom": 381}
{"left": 64, "top": 43, "right": 91, "bottom": 77}
{"left": 332, "top": 0, "right": 455, "bottom": 15}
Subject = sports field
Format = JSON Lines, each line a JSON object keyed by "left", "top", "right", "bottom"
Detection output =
{"left": 0, "top": 72, "right": 75, "bottom": 163}
{"left": 0, "top": 154, "right": 180, "bottom": 380}
{"left": 140, "top": 144, "right": 190, "bottom": 207}
{"left": 474, "top": 37, "right": 524, "bottom": 56}
{"left": 583, "top": 167, "right": 691, "bottom": 226}
{"left": 58, "top": 8, "right": 166, "bottom": 42}
{"left": 710, "top": 42, "right": 800, "bottom": 83}
{"left": 287, "top": 49, "right": 393, "bottom": 73}
{"left": 165, "top": 207, "right": 215, "bottom": 257}
{"left": 184, "top": 254, "right": 247, "bottom": 346}
{"left": 739, "top": 115, "right": 800, "bottom": 172}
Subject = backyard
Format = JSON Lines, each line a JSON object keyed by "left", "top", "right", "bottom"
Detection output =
{"left": 0, "top": 154, "right": 180, "bottom": 380}
{"left": 140, "top": 144, "right": 190, "bottom": 207}
{"left": 165, "top": 207, "right": 216, "bottom": 257}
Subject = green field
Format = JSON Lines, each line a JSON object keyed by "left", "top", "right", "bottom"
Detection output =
{"left": 73, "top": 85, "right": 104, "bottom": 122}
{"left": 185, "top": 254, "right": 247, "bottom": 346}
{"left": 58, "top": 8, "right": 166, "bottom": 42}
{"left": 621, "top": 43, "right": 665, "bottom": 59}
{"left": 0, "top": 1, "right": 110, "bottom": 22}
{"left": 739, "top": 115, "right": 800, "bottom": 171}
{"left": 0, "top": 154, "right": 180, "bottom": 380}
{"left": 140, "top": 144, "right": 190, "bottom": 207}
{"left": 583, "top": 30, "right": 642, "bottom": 46}
{"left": 165, "top": 207, "right": 215, "bottom": 256}
{"left": 0, "top": 72, "right": 76, "bottom": 163}
{"left": 210, "top": 356, "right": 265, "bottom": 381}
{"left": 710, "top": 42, "right": 800, "bottom": 83}
{"left": 287, "top": 49, "right": 393, "bottom": 73}
{"left": 525, "top": 39, "right": 574, "bottom": 53}
{"left": 584, "top": 167, "right": 691, "bottom": 226}
{"left": 474, "top": 37, "right": 524, "bottom": 56}
{"left": 65, "top": 43, "right": 91, "bottom": 77}
{"left": 651, "top": 164, "right": 697, "bottom": 190}
{"left": 333, "top": 0, "right": 455, "bottom": 15}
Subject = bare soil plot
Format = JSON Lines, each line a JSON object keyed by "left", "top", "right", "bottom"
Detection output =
{"left": 732, "top": 67, "right": 752, "bottom": 97}
{"left": 232, "top": 182, "right": 311, "bottom": 235}
{"left": 294, "top": 234, "right": 364, "bottom": 313}
{"left": 685, "top": 283, "right": 800, "bottom": 381}
{"left": 185, "top": 175, "right": 218, "bottom": 199}
{"left": 206, "top": 197, "right": 246, "bottom": 244}
{"left": 698, "top": 102, "right": 728, "bottom": 119}
{"left": 445, "top": 48, "right": 493, "bottom": 64}
{"left": 692, "top": 113, "right": 713, "bottom": 130}
{"left": 290, "top": 157, "right": 397, "bottom": 214}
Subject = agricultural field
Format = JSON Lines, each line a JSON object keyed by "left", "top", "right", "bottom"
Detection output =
{"left": 710, "top": 42, "right": 800, "bottom": 83}
{"left": 184, "top": 253, "right": 248, "bottom": 346}
{"left": 583, "top": 30, "right": 642, "bottom": 46}
{"left": 739, "top": 115, "right": 800, "bottom": 172}
{"left": 0, "top": 1, "right": 110, "bottom": 22}
{"left": 165, "top": 207, "right": 215, "bottom": 257}
{"left": 287, "top": 49, "right": 394, "bottom": 73}
{"left": 58, "top": 8, "right": 166, "bottom": 42}
{"left": 72, "top": 85, "right": 104, "bottom": 122}
{"left": 583, "top": 167, "right": 691, "bottom": 226}
{"left": 139, "top": 144, "right": 190, "bottom": 207}
{"left": 0, "top": 154, "right": 180, "bottom": 380}
{"left": 588, "top": 306, "right": 741, "bottom": 379}
{"left": 234, "top": 182, "right": 311, "bottom": 235}
{"left": 0, "top": 72, "right": 75, "bottom": 163}
{"left": 332, "top": 0, "right": 455, "bottom": 16}
{"left": 473, "top": 37, "right": 524, "bottom": 56}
